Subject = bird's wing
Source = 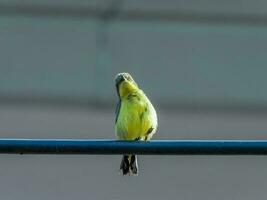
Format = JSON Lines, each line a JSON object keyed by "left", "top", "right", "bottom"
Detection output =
{"left": 115, "top": 100, "right": 121, "bottom": 123}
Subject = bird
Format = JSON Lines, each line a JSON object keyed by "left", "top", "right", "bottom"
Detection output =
{"left": 115, "top": 72, "right": 158, "bottom": 175}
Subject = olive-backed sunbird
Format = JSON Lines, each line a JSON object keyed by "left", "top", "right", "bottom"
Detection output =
{"left": 115, "top": 72, "right": 158, "bottom": 175}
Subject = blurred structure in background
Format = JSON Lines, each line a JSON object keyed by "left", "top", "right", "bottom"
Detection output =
{"left": 0, "top": 1, "right": 267, "bottom": 200}
{"left": 1, "top": 0, "right": 267, "bottom": 111}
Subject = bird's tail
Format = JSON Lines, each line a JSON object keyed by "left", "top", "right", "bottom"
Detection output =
{"left": 120, "top": 155, "right": 138, "bottom": 175}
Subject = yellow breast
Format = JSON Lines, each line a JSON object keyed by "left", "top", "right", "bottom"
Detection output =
{"left": 115, "top": 92, "right": 157, "bottom": 140}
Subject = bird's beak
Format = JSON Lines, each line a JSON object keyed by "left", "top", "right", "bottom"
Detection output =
{"left": 115, "top": 74, "right": 126, "bottom": 86}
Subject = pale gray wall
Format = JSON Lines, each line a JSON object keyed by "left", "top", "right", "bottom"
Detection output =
{"left": 0, "top": 106, "right": 267, "bottom": 200}
{"left": 0, "top": 0, "right": 267, "bottom": 109}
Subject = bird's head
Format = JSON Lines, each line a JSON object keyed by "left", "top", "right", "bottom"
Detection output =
{"left": 115, "top": 72, "right": 139, "bottom": 98}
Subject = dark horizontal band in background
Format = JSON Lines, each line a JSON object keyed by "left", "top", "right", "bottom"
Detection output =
{"left": 0, "top": 3, "right": 267, "bottom": 26}
{"left": 2, "top": 94, "right": 267, "bottom": 114}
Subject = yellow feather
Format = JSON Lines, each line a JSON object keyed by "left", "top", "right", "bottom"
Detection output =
{"left": 115, "top": 80, "right": 157, "bottom": 141}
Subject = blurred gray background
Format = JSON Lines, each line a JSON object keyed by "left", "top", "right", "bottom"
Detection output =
{"left": 1, "top": 0, "right": 267, "bottom": 199}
